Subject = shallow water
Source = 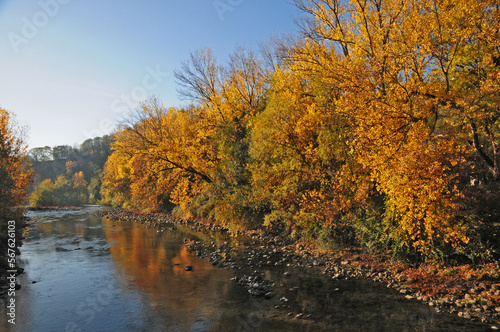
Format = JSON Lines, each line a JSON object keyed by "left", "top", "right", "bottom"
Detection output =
{"left": 0, "top": 207, "right": 491, "bottom": 331}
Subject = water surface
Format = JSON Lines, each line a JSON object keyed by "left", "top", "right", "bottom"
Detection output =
{"left": 0, "top": 207, "right": 491, "bottom": 331}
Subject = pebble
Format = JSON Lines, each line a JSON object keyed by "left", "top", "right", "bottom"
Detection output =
{"left": 264, "top": 292, "right": 275, "bottom": 299}
{"left": 96, "top": 208, "right": 500, "bottom": 326}
{"left": 458, "top": 312, "right": 472, "bottom": 319}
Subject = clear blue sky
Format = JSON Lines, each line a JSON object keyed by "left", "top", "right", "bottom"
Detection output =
{"left": 0, "top": 0, "right": 302, "bottom": 149}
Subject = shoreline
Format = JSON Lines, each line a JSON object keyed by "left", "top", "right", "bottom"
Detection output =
{"left": 1, "top": 207, "right": 88, "bottom": 299}
{"left": 0, "top": 217, "right": 28, "bottom": 300}
{"left": 97, "top": 208, "right": 500, "bottom": 327}
{"left": 27, "top": 206, "right": 87, "bottom": 212}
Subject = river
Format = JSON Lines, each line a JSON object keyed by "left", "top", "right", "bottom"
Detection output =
{"left": 0, "top": 207, "right": 491, "bottom": 331}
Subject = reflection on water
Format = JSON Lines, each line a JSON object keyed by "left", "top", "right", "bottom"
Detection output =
{"left": 0, "top": 207, "right": 492, "bottom": 331}
{"left": 102, "top": 217, "right": 246, "bottom": 331}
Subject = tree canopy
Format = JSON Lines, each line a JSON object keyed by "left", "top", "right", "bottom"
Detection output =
{"left": 100, "top": 0, "right": 500, "bottom": 261}
{"left": 0, "top": 108, "right": 32, "bottom": 222}
{"left": 28, "top": 136, "right": 112, "bottom": 207}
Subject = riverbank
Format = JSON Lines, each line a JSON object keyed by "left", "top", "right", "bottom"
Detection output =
{"left": 97, "top": 208, "right": 500, "bottom": 327}
{"left": 1, "top": 207, "right": 88, "bottom": 298}
{"left": 0, "top": 217, "right": 28, "bottom": 299}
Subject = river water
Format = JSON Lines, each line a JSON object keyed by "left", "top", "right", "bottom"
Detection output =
{"left": 0, "top": 207, "right": 491, "bottom": 331}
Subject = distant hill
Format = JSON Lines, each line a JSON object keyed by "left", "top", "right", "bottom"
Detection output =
{"left": 28, "top": 136, "right": 112, "bottom": 206}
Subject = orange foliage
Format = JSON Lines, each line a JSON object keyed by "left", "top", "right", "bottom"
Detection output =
{"left": 0, "top": 108, "right": 33, "bottom": 221}
{"left": 101, "top": 0, "right": 500, "bottom": 258}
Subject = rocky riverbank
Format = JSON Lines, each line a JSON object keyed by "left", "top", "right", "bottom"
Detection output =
{"left": 97, "top": 208, "right": 500, "bottom": 328}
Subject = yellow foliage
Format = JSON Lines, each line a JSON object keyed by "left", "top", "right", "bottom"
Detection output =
{"left": 0, "top": 108, "right": 32, "bottom": 220}
{"left": 102, "top": 98, "right": 215, "bottom": 212}
{"left": 100, "top": 0, "right": 499, "bottom": 258}
{"left": 290, "top": 0, "right": 500, "bottom": 252}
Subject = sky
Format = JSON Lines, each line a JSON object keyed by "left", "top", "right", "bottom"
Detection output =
{"left": 0, "top": 0, "right": 302, "bottom": 149}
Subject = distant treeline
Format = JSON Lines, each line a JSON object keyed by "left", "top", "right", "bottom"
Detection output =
{"left": 28, "top": 136, "right": 112, "bottom": 207}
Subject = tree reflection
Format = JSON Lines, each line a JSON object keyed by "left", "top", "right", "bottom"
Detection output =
{"left": 102, "top": 217, "right": 238, "bottom": 330}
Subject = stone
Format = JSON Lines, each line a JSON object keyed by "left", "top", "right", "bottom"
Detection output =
{"left": 184, "top": 266, "right": 193, "bottom": 271}
{"left": 458, "top": 312, "right": 471, "bottom": 319}
{"left": 264, "top": 292, "right": 275, "bottom": 299}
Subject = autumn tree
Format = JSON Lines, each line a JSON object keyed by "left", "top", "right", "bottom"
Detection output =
{"left": 101, "top": 149, "right": 133, "bottom": 208}
{"left": 99, "top": 1, "right": 498, "bottom": 260}
{"left": 249, "top": 66, "right": 374, "bottom": 241}
{"left": 0, "top": 108, "right": 32, "bottom": 224}
{"left": 290, "top": 0, "right": 500, "bottom": 256}
{"left": 29, "top": 136, "right": 112, "bottom": 205}
{"left": 30, "top": 172, "right": 89, "bottom": 207}
{"left": 174, "top": 47, "right": 269, "bottom": 229}
{"left": 102, "top": 98, "right": 214, "bottom": 213}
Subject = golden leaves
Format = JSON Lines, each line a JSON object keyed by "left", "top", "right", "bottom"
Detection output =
{"left": 100, "top": 0, "right": 499, "bottom": 257}
{"left": 0, "top": 108, "right": 32, "bottom": 219}
{"left": 291, "top": 0, "right": 500, "bottom": 252}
